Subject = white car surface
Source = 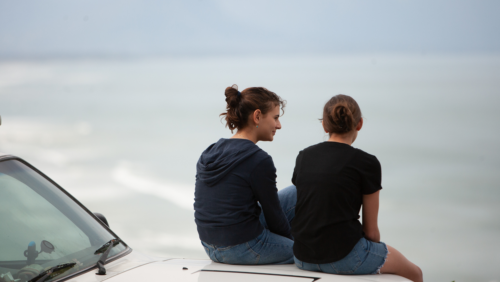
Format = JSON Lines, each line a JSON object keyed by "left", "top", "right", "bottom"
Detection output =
{"left": 72, "top": 251, "right": 410, "bottom": 282}
{"left": 0, "top": 153, "right": 409, "bottom": 282}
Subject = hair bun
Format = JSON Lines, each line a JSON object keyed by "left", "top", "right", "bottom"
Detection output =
{"left": 225, "top": 84, "right": 240, "bottom": 101}
{"left": 332, "top": 104, "right": 353, "bottom": 133}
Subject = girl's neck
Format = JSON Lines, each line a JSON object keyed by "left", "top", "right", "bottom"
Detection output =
{"left": 232, "top": 128, "right": 258, "bottom": 144}
{"left": 327, "top": 131, "right": 357, "bottom": 146}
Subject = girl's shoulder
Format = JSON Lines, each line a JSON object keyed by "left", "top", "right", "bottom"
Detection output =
{"left": 351, "top": 147, "right": 381, "bottom": 170}
{"left": 353, "top": 146, "right": 376, "bottom": 157}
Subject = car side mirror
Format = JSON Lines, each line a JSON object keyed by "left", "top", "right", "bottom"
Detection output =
{"left": 94, "top": 212, "right": 109, "bottom": 227}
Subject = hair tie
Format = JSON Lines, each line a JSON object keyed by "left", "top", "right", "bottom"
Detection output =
{"left": 237, "top": 91, "right": 241, "bottom": 98}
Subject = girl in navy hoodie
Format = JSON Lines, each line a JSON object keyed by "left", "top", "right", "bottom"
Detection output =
{"left": 194, "top": 84, "right": 296, "bottom": 265}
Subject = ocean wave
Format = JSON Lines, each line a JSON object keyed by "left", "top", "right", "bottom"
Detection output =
{"left": 112, "top": 161, "right": 194, "bottom": 210}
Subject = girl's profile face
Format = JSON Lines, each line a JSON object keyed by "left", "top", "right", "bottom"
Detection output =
{"left": 257, "top": 105, "right": 281, "bottom": 142}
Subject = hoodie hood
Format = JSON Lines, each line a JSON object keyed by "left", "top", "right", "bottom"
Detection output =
{"left": 197, "top": 138, "right": 261, "bottom": 186}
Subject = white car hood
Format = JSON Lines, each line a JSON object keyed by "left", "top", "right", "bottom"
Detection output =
{"left": 72, "top": 252, "right": 410, "bottom": 282}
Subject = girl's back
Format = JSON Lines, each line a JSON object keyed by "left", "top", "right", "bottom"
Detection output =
{"left": 292, "top": 141, "right": 382, "bottom": 264}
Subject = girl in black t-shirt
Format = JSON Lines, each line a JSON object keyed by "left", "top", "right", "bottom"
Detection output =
{"left": 292, "top": 95, "right": 422, "bottom": 282}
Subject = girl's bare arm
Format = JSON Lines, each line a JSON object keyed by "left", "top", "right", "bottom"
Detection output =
{"left": 362, "top": 190, "right": 380, "bottom": 242}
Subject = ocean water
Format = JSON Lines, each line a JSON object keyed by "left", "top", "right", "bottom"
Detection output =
{"left": 0, "top": 55, "right": 499, "bottom": 282}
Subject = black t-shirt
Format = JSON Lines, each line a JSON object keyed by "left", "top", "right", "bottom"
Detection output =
{"left": 291, "top": 142, "right": 382, "bottom": 264}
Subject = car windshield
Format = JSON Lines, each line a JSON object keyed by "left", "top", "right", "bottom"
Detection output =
{"left": 0, "top": 159, "right": 127, "bottom": 282}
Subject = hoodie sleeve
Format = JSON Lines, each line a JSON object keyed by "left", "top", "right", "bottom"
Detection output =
{"left": 250, "top": 156, "right": 292, "bottom": 239}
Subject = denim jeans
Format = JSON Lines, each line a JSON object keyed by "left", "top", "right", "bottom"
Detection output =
{"left": 294, "top": 237, "right": 388, "bottom": 275}
{"left": 201, "top": 185, "right": 296, "bottom": 265}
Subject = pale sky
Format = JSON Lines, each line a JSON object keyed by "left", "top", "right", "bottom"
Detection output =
{"left": 1, "top": 0, "right": 499, "bottom": 58}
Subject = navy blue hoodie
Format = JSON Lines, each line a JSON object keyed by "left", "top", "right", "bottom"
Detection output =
{"left": 194, "top": 138, "right": 292, "bottom": 246}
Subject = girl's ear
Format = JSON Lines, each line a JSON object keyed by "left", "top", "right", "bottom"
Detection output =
{"left": 322, "top": 120, "right": 328, "bottom": 133}
{"left": 253, "top": 109, "right": 262, "bottom": 125}
{"left": 356, "top": 117, "right": 364, "bottom": 131}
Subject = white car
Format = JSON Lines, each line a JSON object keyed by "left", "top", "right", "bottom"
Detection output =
{"left": 0, "top": 153, "right": 409, "bottom": 282}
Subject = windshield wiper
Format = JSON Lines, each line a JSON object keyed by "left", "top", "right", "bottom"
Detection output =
{"left": 28, "top": 262, "right": 76, "bottom": 282}
{"left": 94, "top": 239, "right": 121, "bottom": 275}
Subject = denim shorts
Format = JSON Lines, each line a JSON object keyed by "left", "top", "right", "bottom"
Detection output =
{"left": 294, "top": 237, "right": 388, "bottom": 275}
{"left": 201, "top": 228, "right": 294, "bottom": 265}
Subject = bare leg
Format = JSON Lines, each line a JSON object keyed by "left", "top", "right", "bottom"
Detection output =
{"left": 380, "top": 245, "right": 423, "bottom": 282}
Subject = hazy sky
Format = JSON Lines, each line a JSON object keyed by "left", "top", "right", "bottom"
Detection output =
{"left": 1, "top": 0, "right": 499, "bottom": 58}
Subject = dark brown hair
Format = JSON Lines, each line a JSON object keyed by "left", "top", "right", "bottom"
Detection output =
{"left": 322, "top": 94, "right": 362, "bottom": 134}
{"left": 220, "top": 84, "right": 286, "bottom": 133}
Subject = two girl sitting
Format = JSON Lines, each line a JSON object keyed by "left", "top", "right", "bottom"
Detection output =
{"left": 194, "top": 85, "right": 422, "bottom": 282}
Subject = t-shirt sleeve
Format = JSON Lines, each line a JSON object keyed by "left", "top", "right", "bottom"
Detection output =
{"left": 360, "top": 154, "right": 383, "bottom": 195}
{"left": 250, "top": 156, "right": 292, "bottom": 239}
